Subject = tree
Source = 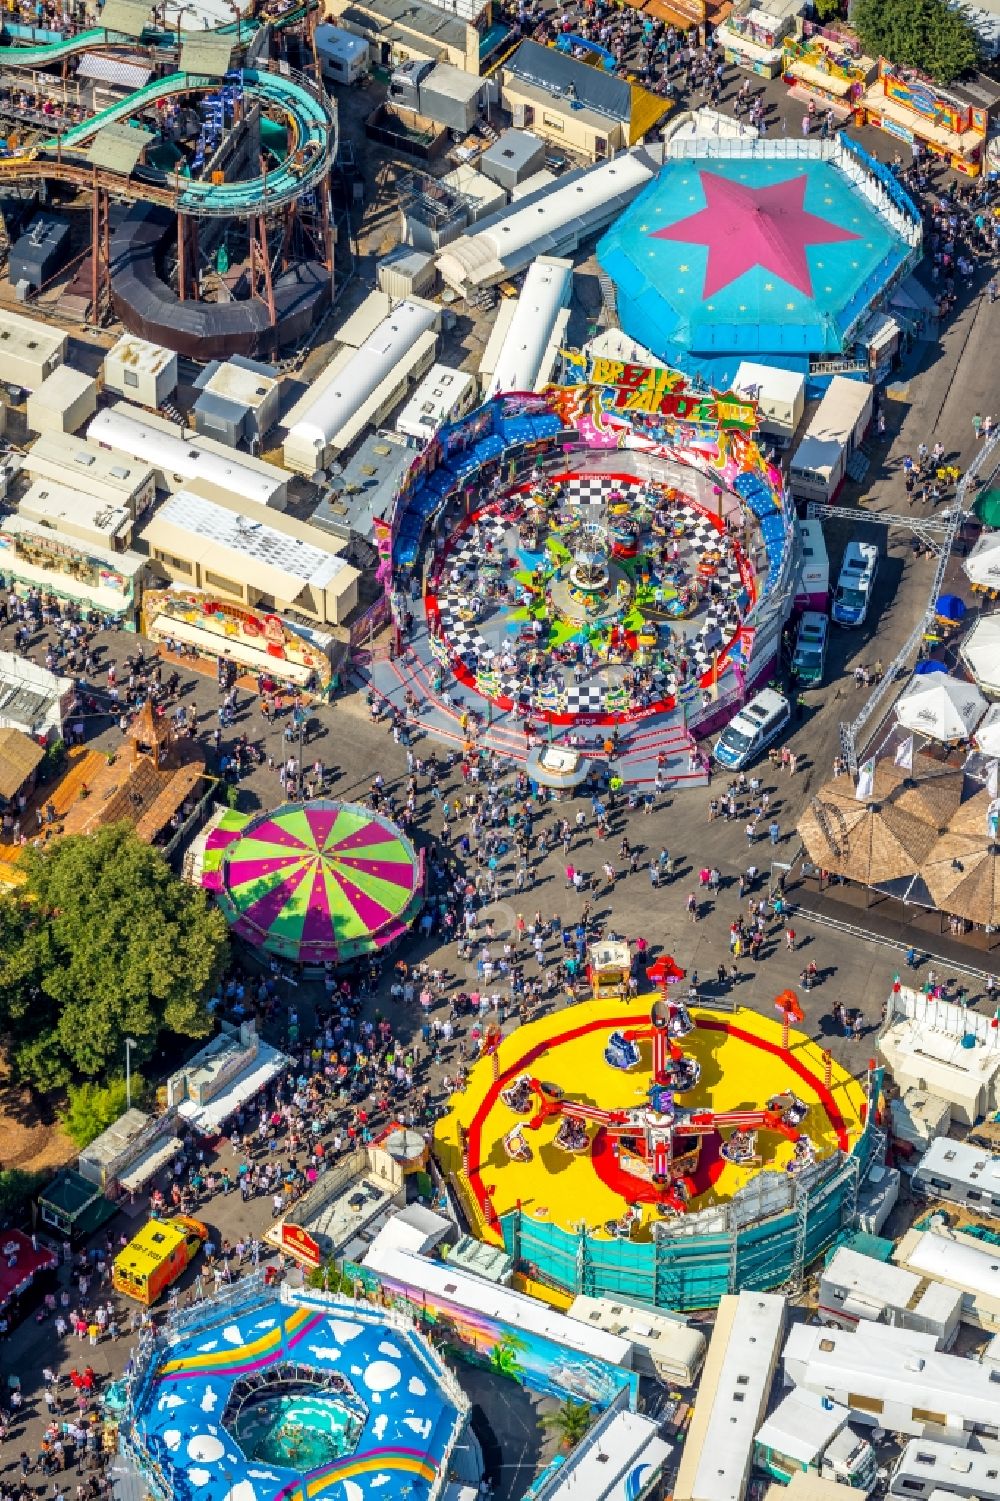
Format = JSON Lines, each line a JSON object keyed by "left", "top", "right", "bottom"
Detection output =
{"left": 542, "top": 1400, "right": 593, "bottom": 1450}
{"left": 853, "top": 0, "right": 979, "bottom": 84}
{"left": 0, "top": 823, "right": 229, "bottom": 1091}
{"left": 307, "top": 1260, "right": 348, "bottom": 1294}
{"left": 0, "top": 1168, "right": 46, "bottom": 1229}
{"left": 62, "top": 1075, "right": 145, "bottom": 1148}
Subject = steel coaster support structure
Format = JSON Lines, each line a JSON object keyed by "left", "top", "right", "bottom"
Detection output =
{"left": 250, "top": 213, "right": 277, "bottom": 328}
{"left": 828, "top": 430, "right": 1000, "bottom": 775}
{"left": 788, "top": 1177, "right": 808, "bottom": 1294}
{"left": 90, "top": 176, "right": 111, "bottom": 323}
{"left": 839, "top": 1150, "right": 861, "bottom": 1230}
{"left": 727, "top": 1203, "right": 739, "bottom": 1294}
{"left": 177, "top": 213, "right": 199, "bottom": 302}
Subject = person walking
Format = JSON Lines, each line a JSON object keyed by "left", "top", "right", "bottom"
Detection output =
{"left": 973, "top": 412, "right": 983, "bottom": 439}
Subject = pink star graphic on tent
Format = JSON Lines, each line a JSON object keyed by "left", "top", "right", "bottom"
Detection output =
{"left": 649, "top": 170, "right": 861, "bottom": 299}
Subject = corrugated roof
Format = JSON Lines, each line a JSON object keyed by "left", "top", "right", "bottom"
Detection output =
{"left": 179, "top": 33, "right": 234, "bottom": 76}
{"left": 87, "top": 122, "right": 154, "bottom": 173}
{"left": 0, "top": 726, "right": 44, "bottom": 799}
{"left": 504, "top": 39, "right": 632, "bottom": 122}
{"left": 339, "top": 0, "right": 468, "bottom": 49}
{"left": 76, "top": 52, "right": 152, "bottom": 87}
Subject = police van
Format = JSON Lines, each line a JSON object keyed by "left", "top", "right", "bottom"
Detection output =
{"left": 714, "top": 688, "right": 791, "bottom": 771}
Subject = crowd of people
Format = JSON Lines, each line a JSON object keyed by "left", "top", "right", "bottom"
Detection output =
{"left": 0, "top": 9, "right": 996, "bottom": 1492}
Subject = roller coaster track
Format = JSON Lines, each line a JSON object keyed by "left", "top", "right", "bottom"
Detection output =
{"left": 0, "top": 7, "right": 335, "bottom": 217}
{"left": 0, "top": 1, "right": 314, "bottom": 67}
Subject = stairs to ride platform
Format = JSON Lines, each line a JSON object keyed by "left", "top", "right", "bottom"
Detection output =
{"left": 361, "top": 648, "right": 711, "bottom": 786}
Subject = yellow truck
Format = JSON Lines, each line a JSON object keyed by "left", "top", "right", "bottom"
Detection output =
{"left": 112, "top": 1214, "right": 208, "bottom": 1305}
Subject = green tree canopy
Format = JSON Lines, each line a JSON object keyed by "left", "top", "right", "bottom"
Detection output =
{"left": 62, "top": 1074, "right": 145, "bottom": 1148}
{"left": 541, "top": 1400, "right": 593, "bottom": 1450}
{"left": 853, "top": 0, "right": 979, "bottom": 83}
{"left": 0, "top": 823, "right": 228, "bottom": 1090}
{"left": 0, "top": 1168, "right": 46, "bottom": 1228}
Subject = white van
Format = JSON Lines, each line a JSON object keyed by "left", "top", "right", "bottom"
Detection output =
{"left": 713, "top": 687, "right": 791, "bottom": 771}
{"left": 831, "top": 541, "right": 878, "bottom": 627}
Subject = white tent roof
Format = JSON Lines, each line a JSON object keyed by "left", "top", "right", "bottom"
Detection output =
{"left": 484, "top": 256, "right": 572, "bottom": 399}
{"left": 963, "top": 531, "right": 1000, "bottom": 590}
{"left": 286, "top": 298, "right": 439, "bottom": 453}
{"left": 895, "top": 674, "right": 987, "bottom": 742}
{"left": 960, "top": 614, "right": 1000, "bottom": 696}
{"left": 974, "top": 701, "right": 1000, "bottom": 756}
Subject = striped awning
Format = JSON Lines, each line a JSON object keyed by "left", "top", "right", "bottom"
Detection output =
{"left": 76, "top": 52, "right": 152, "bottom": 88}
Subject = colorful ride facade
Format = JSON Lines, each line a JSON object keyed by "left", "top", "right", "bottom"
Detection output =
{"left": 118, "top": 1282, "right": 469, "bottom": 1501}
{"left": 385, "top": 366, "right": 798, "bottom": 736}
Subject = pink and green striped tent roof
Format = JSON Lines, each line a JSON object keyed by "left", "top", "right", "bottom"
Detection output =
{"left": 200, "top": 800, "right": 423, "bottom": 965}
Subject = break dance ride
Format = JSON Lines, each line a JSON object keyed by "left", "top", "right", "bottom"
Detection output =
{"left": 501, "top": 996, "right": 815, "bottom": 1224}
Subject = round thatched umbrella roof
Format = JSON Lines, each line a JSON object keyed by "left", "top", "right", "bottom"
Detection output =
{"left": 926, "top": 838, "right": 1000, "bottom": 927}
{"left": 799, "top": 786, "right": 937, "bottom": 886}
{"left": 799, "top": 787, "right": 873, "bottom": 868}
{"left": 875, "top": 764, "right": 966, "bottom": 831}
{"left": 949, "top": 789, "right": 995, "bottom": 838}
{"left": 923, "top": 830, "right": 991, "bottom": 909}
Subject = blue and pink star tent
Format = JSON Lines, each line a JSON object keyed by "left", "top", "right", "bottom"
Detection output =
{"left": 597, "top": 154, "right": 915, "bottom": 387}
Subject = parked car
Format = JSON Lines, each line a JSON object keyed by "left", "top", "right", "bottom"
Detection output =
{"left": 832, "top": 541, "right": 878, "bottom": 627}
{"left": 714, "top": 688, "right": 791, "bottom": 771}
{"left": 792, "top": 611, "right": 829, "bottom": 686}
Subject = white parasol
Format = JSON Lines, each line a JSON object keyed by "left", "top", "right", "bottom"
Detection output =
{"left": 963, "top": 532, "right": 1000, "bottom": 591}
{"left": 894, "top": 674, "right": 987, "bottom": 743}
{"left": 959, "top": 614, "right": 1000, "bottom": 697}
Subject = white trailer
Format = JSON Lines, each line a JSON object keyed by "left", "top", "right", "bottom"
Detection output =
{"left": 23, "top": 432, "right": 156, "bottom": 518}
{"left": 395, "top": 363, "right": 477, "bottom": 445}
{"left": 910, "top": 1137, "right": 1000, "bottom": 1218}
{"left": 889, "top": 1439, "right": 1000, "bottom": 1501}
{"left": 734, "top": 360, "right": 805, "bottom": 444}
{"left": 788, "top": 377, "right": 873, "bottom": 503}
{"left": 782, "top": 1321, "right": 1000, "bottom": 1442}
{"left": 674, "top": 1292, "right": 786, "bottom": 1501}
{"left": 819, "top": 1247, "right": 962, "bottom": 1349}
{"left": 893, "top": 1226, "right": 1000, "bottom": 1334}
{"left": 314, "top": 22, "right": 370, "bottom": 84}
{"left": 567, "top": 1294, "right": 706, "bottom": 1386}
{"left": 754, "top": 1386, "right": 877, "bottom": 1492}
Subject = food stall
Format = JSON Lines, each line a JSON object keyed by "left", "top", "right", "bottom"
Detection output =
{"left": 720, "top": 7, "right": 796, "bottom": 77}
{"left": 782, "top": 33, "right": 875, "bottom": 117}
{"left": 860, "top": 63, "right": 988, "bottom": 175}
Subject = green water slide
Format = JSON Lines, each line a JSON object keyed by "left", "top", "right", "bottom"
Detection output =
{"left": 0, "top": 0, "right": 334, "bottom": 218}
{"left": 32, "top": 63, "right": 335, "bottom": 215}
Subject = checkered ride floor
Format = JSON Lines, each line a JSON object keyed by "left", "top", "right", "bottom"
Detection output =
{"left": 428, "top": 474, "right": 748, "bottom": 722}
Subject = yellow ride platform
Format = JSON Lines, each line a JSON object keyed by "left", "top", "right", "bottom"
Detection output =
{"left": 435, "top": 998, "right": 868, "bottom": 1243}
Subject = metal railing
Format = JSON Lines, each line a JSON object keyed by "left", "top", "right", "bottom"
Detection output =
{"left": 839, "top": 429, "right": 1000, "bottom": 773}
